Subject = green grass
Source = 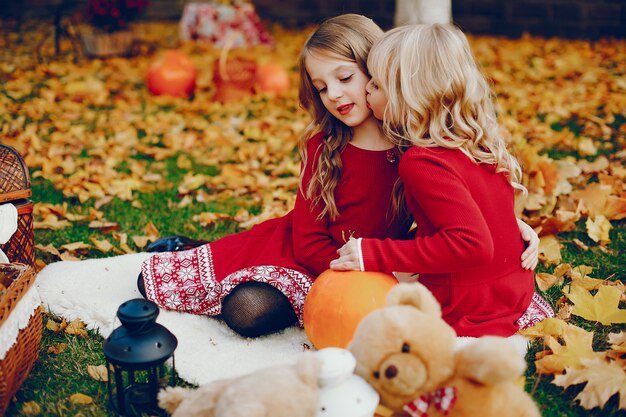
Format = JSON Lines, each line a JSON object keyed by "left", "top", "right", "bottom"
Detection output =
{"left": 7, "top": 177, "right": 625, "bottom": 416}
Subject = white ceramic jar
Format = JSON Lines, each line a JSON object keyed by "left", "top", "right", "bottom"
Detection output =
{"left": 315, "top": 347, "right": 379, "bottom": 417}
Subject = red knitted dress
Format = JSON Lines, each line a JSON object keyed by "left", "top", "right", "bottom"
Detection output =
{"left": 361, "top": 146, "right": 538, "bottom": 337}
{"left": 141, "top": 133, "right": 409, "bottom": 323}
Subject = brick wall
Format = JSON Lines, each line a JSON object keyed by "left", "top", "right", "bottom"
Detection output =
{"left": 2, "top": 0, "right": 625, "bottom": 39}
{"left": 452, "top": 0, "right": 626, "bottom": 39}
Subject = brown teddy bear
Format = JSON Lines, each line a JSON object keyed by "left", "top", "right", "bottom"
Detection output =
{"left": 158, "top": 352, "right": 320, "bottom": 417}
{"left": 348, "top": 283, "right": 541, "bottom": 417}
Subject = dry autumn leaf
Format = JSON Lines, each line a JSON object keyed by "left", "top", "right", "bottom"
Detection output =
{"left": 90, "top": 237, "right": 116, "bottom": 253}
{"left": 539, "top": 235, "right": 562, "bottom": 265}
{"left": 553, "top": 357, "right": 626, "bottom": 410}
{"left": 21, "top": 401, "right": 41, "bottom": 416}
{"left": 565, "top": 285, "right": 626, "bottom": 325}
{"left": 87, "top": 364, "right": 108, "bottom": 382}
{"left": 519, "top": 317, "right": 568, "bottom": 339}
{"left": 47, "top": 342, "right": 68, "bottom": 354}
{"left": 59, "top": 241, "right": 91, "bottom": 252}
{"left": 535, "top": 324, "right": 605, "bottom": 374}
{"left": 46, "top": 318, "right": 67, "bottom": 333}
{"left": 65, "top": 319, "right": 89, "bottom": 337}
{"left": 608, "top": 332, "right": 626, "bottom": 353}
{"left": 586, "top": 215, "right": 612, "bottom": 244}
{"left": 69, "top": 393, "right": 94, "bottom": 405}
{"left": 535, "top": 272, "right": 562, "bottom": 292}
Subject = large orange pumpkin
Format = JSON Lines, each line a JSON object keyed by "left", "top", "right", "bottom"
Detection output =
{"left": 303, "top": 270, "right": 397, "bottom": 349}
{"left": 146, "top": 50, "right": 197, "bottom": 98}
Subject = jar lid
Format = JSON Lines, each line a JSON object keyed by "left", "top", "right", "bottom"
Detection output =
{"left": 316, "top": 347, "right": 357, "bottom": 387}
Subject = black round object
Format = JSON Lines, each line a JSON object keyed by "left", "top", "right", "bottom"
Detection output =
{"left": 103, "top": 298, "right": 177, "bottom": 369}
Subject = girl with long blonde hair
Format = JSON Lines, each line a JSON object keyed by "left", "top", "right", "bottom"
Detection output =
{"left": 138, "top": 14, "right": 412, "bottom": 338}
{"left": 331, "top": 23, "right": 553, "bottom": 337}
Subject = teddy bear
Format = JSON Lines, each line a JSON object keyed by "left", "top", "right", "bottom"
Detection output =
{"left": 158, "top": 352, "right": 320, "bottom": 417}
{"left": 348, "top": 282, "right": 541, "bottom": 417}
{"left": 158, "top": 347, "right": 380, "bottom": 417}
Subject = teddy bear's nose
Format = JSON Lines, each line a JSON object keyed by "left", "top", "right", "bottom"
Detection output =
{"left": 384, "top": 365, "right": 398, "bottom": 379}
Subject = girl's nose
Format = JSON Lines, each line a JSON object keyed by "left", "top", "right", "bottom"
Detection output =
{"left": 365, "top": 80, "right": 373, "bottom": 93}
{"left": 327, "top": 85, "right": 343, "bottom": 101}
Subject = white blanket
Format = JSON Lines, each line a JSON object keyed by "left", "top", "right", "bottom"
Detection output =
{"left": 35, "top": 253, "right": 311, "bottom": 385}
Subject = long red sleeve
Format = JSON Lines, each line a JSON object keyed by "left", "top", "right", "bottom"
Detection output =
{"left": 292, "top": 134, "right": 340, "bottom": 275}
{"left": 361, "top": 149, "right": 494, "bottom": 274}
{"left": 293, "top": 133, "right": 409, "bottom": 276}
{"left": 361, "top": 146, "right": 535, "bottom": 337}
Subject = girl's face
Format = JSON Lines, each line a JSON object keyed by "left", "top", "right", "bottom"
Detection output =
{"left": 365, "top": 78, "right": 388, "bottom": 121}
{"left": 305, "top": 52, "right": 372, "bottom": 128}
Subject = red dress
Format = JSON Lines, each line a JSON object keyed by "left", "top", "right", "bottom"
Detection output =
{"left": 141, "top": 133, "right": 409, "bottom": 323}
{"left": 361, "top": 146, "right": 537, "bottom": 337}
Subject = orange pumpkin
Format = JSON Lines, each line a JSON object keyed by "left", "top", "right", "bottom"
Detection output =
{"left": 146, "top": 50, "right": 197, "bottom": 98}
{"left": 256, "top": 62, "right": 290, "bottom": 96}
{"left": 303, "top": 270, "right": 397, "bottom": 349}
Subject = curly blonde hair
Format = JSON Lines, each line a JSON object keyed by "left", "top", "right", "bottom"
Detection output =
{"left": 297, "top": 14, "right": 384, "bottom": 220}
{"left": 367, "top": 24, "right": 525, "bottom": 192}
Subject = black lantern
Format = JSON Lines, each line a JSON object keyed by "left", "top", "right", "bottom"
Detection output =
{"left": 103, "top": 299, "right": 178, "bottom": 416}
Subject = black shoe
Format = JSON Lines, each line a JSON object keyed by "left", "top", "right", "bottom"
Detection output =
{"left": 146, "top": 236, "right": 208, "bottom": 253}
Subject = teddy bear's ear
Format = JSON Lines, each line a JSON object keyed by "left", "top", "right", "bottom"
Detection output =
{"left": 385, "top": 283, "right": 442, "bottom": 317}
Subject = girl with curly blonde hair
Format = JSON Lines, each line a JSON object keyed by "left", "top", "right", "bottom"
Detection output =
{"left": 331, "top": 23, "right": 553, "bottom": 337}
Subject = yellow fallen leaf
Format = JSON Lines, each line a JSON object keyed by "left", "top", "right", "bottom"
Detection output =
{"left": 87, "top": 364, "right": 108, "bottom": 382}
{"left": 519, "top": 317, "right": 568, "bottom": 339}
{"left": 553, "top": 357, "right": 626, "bottom": 410}
{"left": 571, "top": 275, "right": 625, "bottom": 292}
{"left": 59, "top": 241, "right": 91, "bottom": 252}
{"left": 90, "top": 238, "right": 115, "bottom": 253}
{"left": 65, "top": 319, "right": 89, "bottom": 337}
{"left": 535, "top": 324, "right": 605, "bottom": 374}
{"left": 605, "top": 196, "right": 626, "bottom": 221}
{"left": 21, "top": 401, "right": 41, "bottom": 416}
{"left": 59, "top": 252, "right": 81, "bottom": 261}
{"left": 566, "top": 284, "right": 626, "bottom": 325}
{"left": 46, "top": 318, "right": 67, "bottom": 333}
{"left": 132, "top": 235, "right": 151, "bottom": 249}
{"left": 89, "top": 220, "right": 120, "bottom": 232}
{"left": 192, "top": 212, "right": 232, "bottom": 227}
{"left": 144, "top": 221, "right": 160, "bottom": 238}
{"left": 608, "top": 332, "right": 626, "bottom": 353}
{"left": 47, "top": 342, "right": 67, "bottom": 354}
{"left": 35, "top": 243, "right": 62, "bottom": 257}
{"left": 536, "top": 272, "right": 562, "bottom": 292}
{"left": 586, "top": 215, "right": 612, "bottom": 244}
{"left": 34, "top": 214, "right": 71, "bottom": 230}
{"left": 69, "top": 393, "right": 94, "bottom": 405}
{"left": 556, "top": 303, "right": 574, "bottom": 320}
{"left": 570, "top": 265, "right": 594, "bottom": 280}
{"left": 539, "top": 235, "right": 562, "bottom": 265}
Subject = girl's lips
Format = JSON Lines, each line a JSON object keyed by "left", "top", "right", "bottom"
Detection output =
{"left": 337, "top": 103, "right": 354, "bottom": 115}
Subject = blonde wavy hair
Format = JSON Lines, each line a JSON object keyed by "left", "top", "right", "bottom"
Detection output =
{"left": 367, "top": 24, "right": 525, "bottom": 192}
{"left": 297, "top": 14, "right": 384, "bottom": 220}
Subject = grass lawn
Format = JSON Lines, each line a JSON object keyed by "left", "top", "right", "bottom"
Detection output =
{"left": 2, "top": 20, "right": 625, "bottom": 417}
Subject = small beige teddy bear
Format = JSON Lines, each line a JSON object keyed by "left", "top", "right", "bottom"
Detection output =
{"left": 348, "top": 283, "right": 541, "bottom": 417}
{"left": 158, "top": 352, "right": 320, "bottom": 417}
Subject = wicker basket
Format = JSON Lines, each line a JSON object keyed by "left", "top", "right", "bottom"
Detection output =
{"left": 0, "top": 263, "right": 42, "bottom": 415}
{"left": 0, "top": 145, "right": 35, "bottom": 268}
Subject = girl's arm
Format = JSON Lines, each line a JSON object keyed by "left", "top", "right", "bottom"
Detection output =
{"left": 332, "top": 153, "right": 493, "bottom": 274}
{"left": 292, "top": 136, "right": 341, "bottom": 276}
{"left": 332, "top": 218, "right": 539, "bottom": 271}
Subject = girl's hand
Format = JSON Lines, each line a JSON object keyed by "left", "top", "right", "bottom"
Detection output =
{"left": 517, "top": 218, "right": 539, "bottom": 270}
{"left": 329, "top": 238, "right": 361, "bottom": 271}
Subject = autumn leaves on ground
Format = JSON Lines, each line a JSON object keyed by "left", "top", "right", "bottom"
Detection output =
{"left": 1, "top": 20, "right": 625, "bottom": 417}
